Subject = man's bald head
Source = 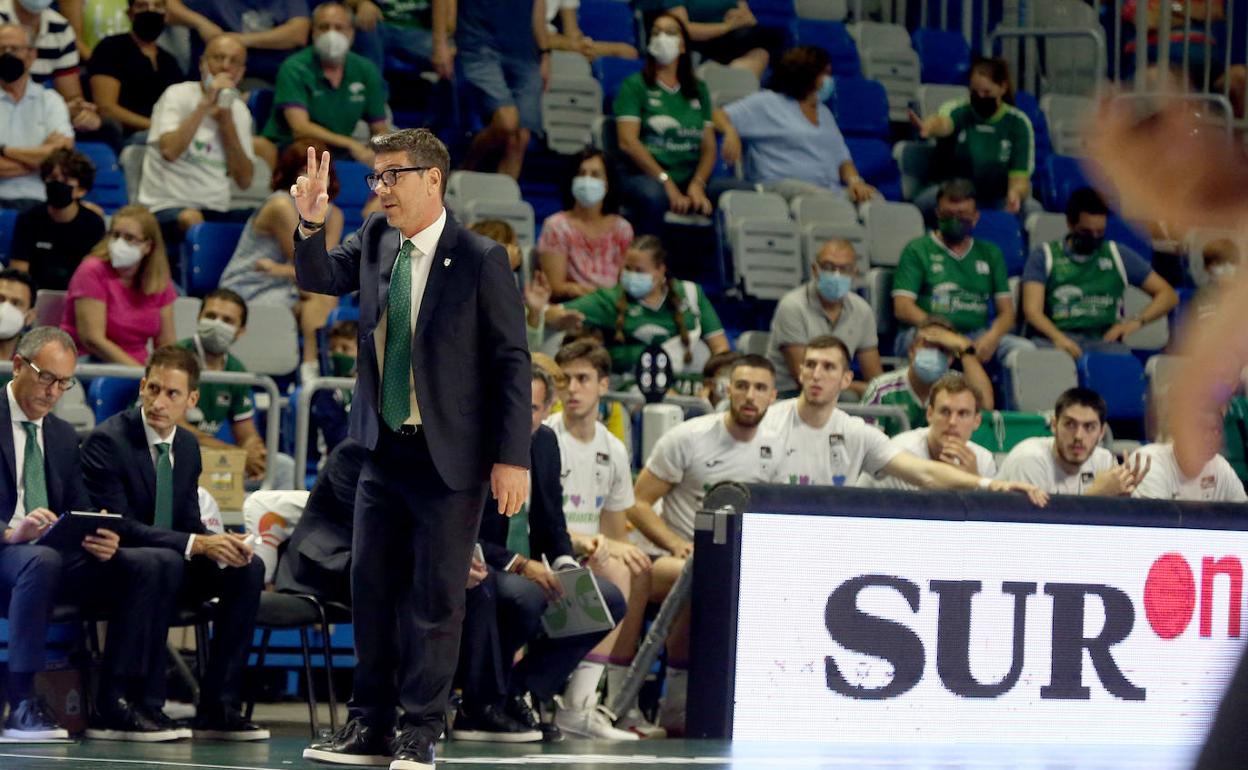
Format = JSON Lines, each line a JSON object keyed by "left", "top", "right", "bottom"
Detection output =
{"left": 201, "top": 33, "right": 247, "bottom": 85}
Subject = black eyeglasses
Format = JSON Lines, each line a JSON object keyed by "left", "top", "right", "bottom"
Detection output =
{"left": 365, "top": 166, "right": 430, "bottom": 192}
{"left": 25, "top": 359, "right": 76, "bottom": 392}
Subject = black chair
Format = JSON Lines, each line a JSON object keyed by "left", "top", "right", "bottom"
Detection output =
{"left": 244, "top": 592, "right": 340, "bottom": 737}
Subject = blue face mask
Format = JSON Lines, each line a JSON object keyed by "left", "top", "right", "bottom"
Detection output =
{"left": 571, "top": 175, "right": 607, "bottom": 207}
{"left": 620, "top": 270, "right": 654, "bottom": 300}
{"left": 913, "top": 347, "right": 950, "bottom": 384}
{"left": 816, "top": 75, "right": 835, "bottom": 103}
{"left": 816, "top": 271, "right": 852, "bottom": 302}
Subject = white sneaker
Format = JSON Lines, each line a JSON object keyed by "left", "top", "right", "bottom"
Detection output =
{"left": 615, "top": 708, "right": 666, "bottom": 739}
{"left": 553, "top": 701, "right": 639, "bottom": 741}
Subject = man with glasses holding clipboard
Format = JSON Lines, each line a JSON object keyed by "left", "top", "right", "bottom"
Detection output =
{"left": 0, "top": 327, "right": 182, "bottom": 742}
{"left": 294, "top": 129, "right": 532, "bottom": 770}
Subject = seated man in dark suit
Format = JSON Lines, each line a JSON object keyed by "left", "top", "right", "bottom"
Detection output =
{"left": 81, "top": 346, "right": 269, "bottom": 741}
{"left": 0, "top": 327, "right": 183, "bottom": 742}
{"left": 453, "top": 364, "right": 627, "bottom": 743}
{"left": 274, "top": 438, "right": 366, "bottom": 604}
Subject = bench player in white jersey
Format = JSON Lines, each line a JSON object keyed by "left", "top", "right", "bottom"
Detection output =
{"left": 629, "top": 354, "right": 782, "bottom": 735}
{"left": 544, "top": 341, "right": 659, "bottom": 739}
{"left": 1131, "top": 394, "right": 1246, "bottom": 503}
{"left": 764, "top": 335, "right": 1048, "bottom": 499}
{"left": 996, "top": 387, "right": 1151, "bottom": 496}
{"left": 861, "top": 372, "right": 997, "bottom": 489}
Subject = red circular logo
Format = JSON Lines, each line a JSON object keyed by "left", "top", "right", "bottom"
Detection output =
{"left": 1144, "top": 553, "right": 1196, "bottom": 640}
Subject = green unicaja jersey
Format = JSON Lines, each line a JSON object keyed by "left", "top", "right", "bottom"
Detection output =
{"left": 939, "top": 99, "right": 1035, "bottom": 204}
{"left": 860, "top": 368, "right": 927, "bottom": 437}
{"left": 612, "top": 73, "right": 713, "bottom": 186}
{"left": 892, "top": 233, "right": 1010, "bottom": 333}
{"left": 1041, "top": 239, "right": 1127, "bottom": 334}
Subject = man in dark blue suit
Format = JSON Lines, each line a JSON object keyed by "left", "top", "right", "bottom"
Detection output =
{"left": 292, "top": 129, "right": 531, "bottom": 770}
{"left": 81, "top": 346, "right": 268, "bottom": 741}
{"left": 0, "top": 327, "right": 183, "bottom": 742}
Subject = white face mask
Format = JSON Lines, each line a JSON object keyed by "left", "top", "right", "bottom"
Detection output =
{"left": 648, "top": 32, "right": 681, "bottom": 65}
{"left": 108, "top": 236, "right": 145, "bottom": 269}
{"left": 314, "top": 29, "right": 351, "bottom": 62}
{"left": 0, "top": 301, "right": 24, "bottom": 341}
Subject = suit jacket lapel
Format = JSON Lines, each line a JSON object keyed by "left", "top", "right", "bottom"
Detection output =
{"left": 375, "top": 227, "right": 402, "bottom": 326}
{"left": 126, "top": 410, "right": 157, "bottom": 515}
{"left": 415, "top": 216, "right": 460, "bottom": 337}
{"left": 0, "top": 396, "right": 15, "bottom": 494}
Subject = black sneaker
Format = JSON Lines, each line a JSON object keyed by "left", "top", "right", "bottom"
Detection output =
{"left": 449, "top": 703, "right": 541, "bottom": 743}
{"left": 390, "top": 727, "right": 436, "bottom": 770}
{"left": 504, "top": 693, "right": 561, "bottom": 743}
{"left": 303, "top": 717, "right": 392, "bottom": 766}
{"left": 86, "top": 698, "right": 182, "bottom": 742}
{"left": 192, "top": 706, "right": 270, "bottom": 741}
{"left": 139, "top": 705, "right": 192, "bottom": 740}
{"left": 3, "top": 697, "right": 69, "bottom": 740}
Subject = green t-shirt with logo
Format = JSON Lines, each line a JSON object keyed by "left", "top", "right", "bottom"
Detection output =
{"left": 262, "top": 48, "right": 388, "bottom": 146}
{"left": 937, "top": 99, "right": 1035, "bottom": 204}
{"left": 861, "top": 367, "right": 927, "bottom": 437}
{"left": 613, "top": 73, "right": 713, "bottom": 186}
{"left": 1040, "top": 240, "right": 1128, "bottom": 334}
{"left": 176, "top": 338, "right": 255, "bottom": 438}
{"left": 892, "top": 233, "right": 1010, "bottom": 333}
{"left": 378, "top": 0, "right": 431, "bottom": 28}
{"left": 564, "top": 281, "right": 724, "bottom": 374}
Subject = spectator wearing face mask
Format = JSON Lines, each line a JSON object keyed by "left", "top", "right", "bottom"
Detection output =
{"left": 0, "top": 269, "right": 37, "bottom": 371}
{"left": 256, "top": 2, "right": 388, "bottom": 170}
{"left": 1021, "top": 186, "right": 1178, "bottom": 360}
{"left": 174, "top": 288, "right": 296, "bottom": 489}
{"left": 0, "top": 23, "right": 74, "bottom": 210}
{"left": 892, "top": 178, "right": 1033, "bottom": 365}
{"left": 860, "top": 316, "right": 994, "bottom": 436}
{"left": 86, "top": 0, "right": 184, "bottom": 139}
{"left": 910, "top": 56, "right": 1039, "bottom": 222}
{"left": 10, "top": 149, "right": 104, "bottom": 291}
{"left": 537, "top": 148, "right": 633, "bottom": 301}
{"left": 765, "top": 238, "right": 881, "bottom": 397}
{"left": 61, "top": 203, "right": 176, "bottom": 365}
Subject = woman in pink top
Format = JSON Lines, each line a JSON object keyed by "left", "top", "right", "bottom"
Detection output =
{"left": 538, "top": 148, "right": 634, "bottom": 300}
{"left": 62, "top": 204, "right": 177, "bottom": 365}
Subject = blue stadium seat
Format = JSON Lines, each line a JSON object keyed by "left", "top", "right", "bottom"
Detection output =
{"left": 181, "top": 222, "right": 246, "bottom": 297}
{"left": 325, "top": 304, "right": 360, "bottom": 328}
{"left": 1040, "top": 154, "right": 1091, "bottom": 213}
{"left": 829, "top": 76, "right": 888, "bottom": 139}
{"left": 247, "top": 88, "right": 275, "bottom": 129}
{"left": 86, "top": 168, "right": 128, "bottom": 214}
{"left": 595, "top": 57, "right": 644, "bottom": 111}
{"left": 578, "top": 0, "right": 638, "bottom": 46}
{"left": 0, "top": 209, "right": 16, "bottom": 265}
{"left": 845, "top": 137, "right": 901, "bottom": 199}
{"left": 88, "top": 376, "right": 138, "bottom": 424}
{"left": 1013, "top": 91, "right": 1052, "bottom": 192}
{"left": 973, "top": 209, "right": 1025, "bottom": 275}
{"left": 333, "top": 160, "right": 373, "bottom": 233}
{"left": 76, "top": 141, "right": 118, "bottom": 173}
{"left": 912, "top": 28, "right": 970, "bottom": 85}
{"left": 1077, "top": 350, "right": 1146, "bottom": 421}
{"left": 793, "top": 19, "right": 860, "bottom": 78}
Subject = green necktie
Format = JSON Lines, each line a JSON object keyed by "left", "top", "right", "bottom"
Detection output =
{"left": 154, "top": 442, "right": 173, "bottom": 529}
{"left": 381, "top": 241, "right": 414, "bottom": 431}
{"left": 506, "top": 503, "right": 530, "bottom": 558}
{"left": 21, "top": 422, "right": 47, "bottom": 513}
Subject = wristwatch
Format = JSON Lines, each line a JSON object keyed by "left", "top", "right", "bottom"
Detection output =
{"left": 656, "top": 171, "right": 670, "bottom": 184}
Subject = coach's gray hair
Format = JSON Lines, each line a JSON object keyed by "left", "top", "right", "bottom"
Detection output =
{"left": 531, "top": 364, "right": 557, "bottom": 409}
{"left": 370, "top": 128, "right": 450, "bottom": 194}
{"left": 16, "top": 326, "right": 77, "bottom": 361}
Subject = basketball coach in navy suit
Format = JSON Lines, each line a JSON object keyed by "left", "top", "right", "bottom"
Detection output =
{"left": 293, "top": 129, "right": 531, "bottom": 770}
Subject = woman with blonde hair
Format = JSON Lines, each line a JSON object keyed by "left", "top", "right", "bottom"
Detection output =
{"left": 61, "top": 204, "right": 177, "bottom": 365}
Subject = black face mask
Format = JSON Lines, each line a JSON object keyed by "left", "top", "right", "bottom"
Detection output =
{"left": 0, "top": 53, "right": 24, "bottom": 84}
{"left": 131, "top": 11, "right": 166, "bottom": 43}
{"left": 44, "top": 179, "right": 74, "bottom": 209}
{"left": 970, "top": 94, "right": 998, "bottom": 120}
{"left": 1069, "top": 232, "right": 1103, "bottom": 256}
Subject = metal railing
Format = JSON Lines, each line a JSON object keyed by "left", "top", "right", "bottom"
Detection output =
{"left": 0, "top": 361, "right": 285, "bottom": 491}
{"left": 838, "top": 402, "right": 912, "bottom": 433}
{"left": 292, "top": 376, "right": 356, "bottom": 490}
{"left": 988, "top": 26, "right": 1108, "bottom": 99}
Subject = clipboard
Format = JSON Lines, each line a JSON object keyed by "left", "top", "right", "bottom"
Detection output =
{"left": 540, "top": 566, "right": 616, "bottom": 639}
{"left": 36, "top": 511, "right": 123, "bottom": 550}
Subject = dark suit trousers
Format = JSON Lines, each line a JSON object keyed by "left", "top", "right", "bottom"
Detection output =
{"left": 147, "top": 555, "right": 264, "bottom": 708}
{"left": 0, "top": 545, "right": 181, "bottom": 681}
{"left": 458, "top": 570, "right": 627, "bottom": 706}
{"left": 350, "top": 429, "right": 487, "bottom": 735}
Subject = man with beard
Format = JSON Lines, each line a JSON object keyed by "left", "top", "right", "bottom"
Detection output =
{"left": 627, "top": 353, "right": 780, "bottom": 736}
{"left": 860, "top": 372, "right": 996, "bottom": 489}
{"left": 996, "top": 386, "right": 1150, "bottom": 496}
{"left": 765, "top": 335, "right": 1047, "bottom": 500}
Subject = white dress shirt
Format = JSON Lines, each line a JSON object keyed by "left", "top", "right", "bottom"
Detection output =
{"left": 141, "top": 409, "right": 197, "bottom": 558}
{"left": 7, "top": 382, "right": 45, "bottom": 527}
{"left": 375, "top": 206, "right": 447, "bottom": 427}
